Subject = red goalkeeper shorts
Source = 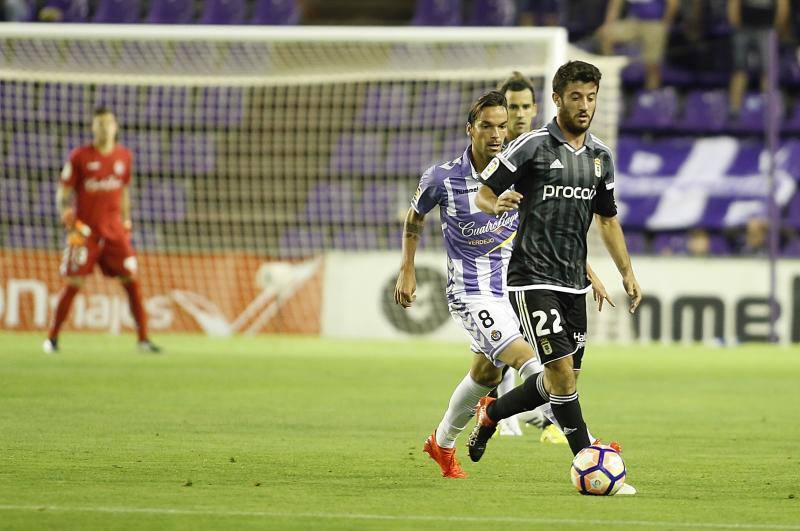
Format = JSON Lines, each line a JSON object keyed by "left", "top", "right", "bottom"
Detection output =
{"left": 60, "top": 233, "right": 137, "bottom": 278}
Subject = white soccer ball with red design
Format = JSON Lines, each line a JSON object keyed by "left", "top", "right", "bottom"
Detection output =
{"left": 570, "top": 444, "right": 627, "bottom": 495}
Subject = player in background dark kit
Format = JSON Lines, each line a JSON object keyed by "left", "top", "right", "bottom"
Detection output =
{"left": 43, "top": 107, "right": 161, "bottom": 354}
{"left": 472, "top": 61, "right": 642, "bottom": 494}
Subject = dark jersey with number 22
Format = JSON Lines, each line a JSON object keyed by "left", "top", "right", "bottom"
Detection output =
{"left": 479, "top": 119, "right": 617, "bottom": 292}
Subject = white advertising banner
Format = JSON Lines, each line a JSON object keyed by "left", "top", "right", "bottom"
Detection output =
{"left": 322, "top": 251, "right": 800, "bottom": 344}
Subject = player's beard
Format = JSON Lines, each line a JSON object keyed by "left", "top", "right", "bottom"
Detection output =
{"left": 560, "top": 109, "right": 593, "bottom": 136}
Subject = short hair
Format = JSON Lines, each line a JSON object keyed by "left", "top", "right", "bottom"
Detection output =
{"left": 552, "top": 60, "right": 602, "bottom": 96}
{"left": 93, "top": 106, "right": 114, "bottom": 117}
{"left": 497, "top": 71, "right": 537, "bottom": 103}
{"left": 467, "top": 90, "right": 507, "bottom": 125}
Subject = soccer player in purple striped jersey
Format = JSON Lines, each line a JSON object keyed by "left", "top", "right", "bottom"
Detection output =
{"left": 394, "top": 91, "right": 545, "bottom": 478}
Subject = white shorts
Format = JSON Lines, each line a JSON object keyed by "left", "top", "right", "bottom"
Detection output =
{"left": 448, "top": 295, "right": 523, "bottom": 367}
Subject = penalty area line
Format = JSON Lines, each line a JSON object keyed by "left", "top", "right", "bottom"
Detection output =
{"left": 0, "top": 504, "right": 798, "bottom": 529}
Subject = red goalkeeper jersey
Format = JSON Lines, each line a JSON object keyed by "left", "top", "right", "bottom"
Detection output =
{"left": 60, "top": 143, "right": 132, "bottom": 240}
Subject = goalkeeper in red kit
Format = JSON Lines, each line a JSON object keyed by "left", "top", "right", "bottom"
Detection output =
{"left": 43, "top": 107, "right": 161, "bottom": 354}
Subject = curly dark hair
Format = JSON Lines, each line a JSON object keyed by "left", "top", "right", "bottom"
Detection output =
{"left": 552, "top": 61, "right": 602, "bottom": 96}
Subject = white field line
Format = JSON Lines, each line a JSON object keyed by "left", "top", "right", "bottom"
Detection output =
{"left": 0, "top": 504, "right": 798, "bottom": 529}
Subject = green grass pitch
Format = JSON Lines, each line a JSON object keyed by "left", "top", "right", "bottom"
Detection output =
{"left": 1, "top": 332, "right": 799, "bottom": 530}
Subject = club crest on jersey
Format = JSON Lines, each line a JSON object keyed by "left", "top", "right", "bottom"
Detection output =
{"left": 114, "top": 161, "right": 125, "bottom": 176}
{"left": 540, "top": 337, "right": 553, "bottom": 355}
{"left": 481, "top": 157, "right": 499, "bottom": 180}
{"left": 490, "top": 330, "right": 502, "bottom": 341}
{"left": 87, "top": 161, "right": 101, "bottom": 171}
{"left": 594, "top": 158, "right": 602, "bottom": 178}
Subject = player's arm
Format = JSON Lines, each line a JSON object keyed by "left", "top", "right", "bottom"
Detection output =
{"left": 394, "top": 208, "right": 426, "bottom": 308}
{"left": 121, "top": 187, "right": 132, "bottom": 232}
{"left": 56, "top": 183, "right": 76, "bottom": 228}
{"left": 594, "top": 153, "right": 641, "bottom": 313}
{"left": 475, "top": 148, "right": 531, "bottom": 215}
{"left": 598, "top": 0, "right": 624, "bottom": 53}
{"left": 587, "top": 262, "right": 615, "bottom": 312}
{"left": 595, "top": 215, "right": 641, "bottom": 314}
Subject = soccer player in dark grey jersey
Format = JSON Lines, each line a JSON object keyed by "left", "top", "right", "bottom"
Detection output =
{"left": 470, "top": 61, "right": 642, "bottom": 492}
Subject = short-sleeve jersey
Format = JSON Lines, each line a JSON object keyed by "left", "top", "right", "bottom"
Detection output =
{"left": 412, "top": 146, "right": 518, "bottom": 301}
{"left": 61, "top": 143, "right": 132, "bottom": 240}
{"left": 479, "top": 119, "right": 617, "bottom": 292}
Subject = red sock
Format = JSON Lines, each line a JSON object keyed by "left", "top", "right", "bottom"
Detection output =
{"left": 123, "top": 280, "right": 148, "bottom": 342}
{"left": 48, "top": 284, "right": 79, "bottom": 340}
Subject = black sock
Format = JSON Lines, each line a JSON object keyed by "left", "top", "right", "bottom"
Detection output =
{"left": 550, "top": 393, "right": 591, "bottom": 456}
{"left": 487, "top": 372, "right": 549, "bottom": 421}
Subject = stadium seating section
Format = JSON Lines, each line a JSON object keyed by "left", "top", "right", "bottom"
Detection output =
{"left": 3, "top": 0, "right": 799, "bottom": 257}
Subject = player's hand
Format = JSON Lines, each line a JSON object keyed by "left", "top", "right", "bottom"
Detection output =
{"left": 394, "top": 267, "right": 417, "bottom": 308}
{"left": 590, "top": 275, "right": 615, "bottom": 312}
{"left": 61, "top": 207, "right": 76, "bottom": 229}
{"left": 622, "top": 274, "right": 642, "bottom": 314}
{"left": 495, "top": 191, "right": 523, "bottom": 214}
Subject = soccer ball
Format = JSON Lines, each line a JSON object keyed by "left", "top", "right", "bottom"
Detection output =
{"left": 570, "top": 444, "right": 626, "bottom": 495}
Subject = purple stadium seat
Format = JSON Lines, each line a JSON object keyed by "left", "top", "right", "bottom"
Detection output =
{"left": 413, "top": 83, "right": 465, "bottom": 128}
{"left": 7, "top": 132, "right": 61, "bottom": 170}
{"left": 439, "top": 133, "right": 468, "bottom": 162}
{"left": 0, "top": 81, "right": 37, "bottom": 122}
{"left": 93, "top": 0, "right": 141, "bottom": 22}
{"left": 145, "top": 86, "right": 192, "bottom": 126}
{"left": 709, "top": 234, "right": 732, "bottom": 255}
{"left": 678, "top": 89, "right": 728, "bottom": 133}
{"left": 117, "top": 131, "right": 163, "bottom": 174}
{"left": 652, "top": 232, "right": 688, "bottom": 255}
{"left": 624, "top": 231, "right": 647, "bottom": 254}
{"left": 301, "top": 182, "right": 356, "bottom": 223}
{"left": 418, "top": 221, "right": 444, "bottom": 250}
{"left": 385, "top": 132, "right": 437, "bottom": 176}
{"left": 196, "top": 87, "right": 245, "bottom": 127}
{"left": 781, "top": 238, "right": 800, "bottom": 257}
{"left": 38, "top": 83, "right": 87, "bottom": 123}
{"left": 33, "top": 180, "right": 59, "bottom": 219}
{"left": 0, "top": 179, "right": 31, "bottom": 222}
{"left": 4, "top": 225, "right": 57, "bottom": 249}
{"left": 621, "top": 88, "right": 679, "bottom": 132}
{"left": 359, "top": 183, "right": 410, "bottom": 223}
{"left": 332, "top": 227, "right": 381, "bottom": 250}
{"left": 169, "top": 133, "right": 216, "bottom": 175}
{"left": 131, "top": 227, "right": 161, "bottom": 250}
{"left": 136, "top": 180, "right": 187, "bottom": 222}
{"left": 357, "top": 85, "right": 411, "bottom": 128}
{"left": 469, "top": 0, "right": 516, "bottom": 25}
{"left": 784, "top": 192, "right": 800, "bottom": 229}
{"left": 279, "top": 227, "right": 329, "bottom": 257}
{"left": 201, "top": 0, "right": 246, "bottom": 24}
{"left": 329, "top": 133, "right": 384, "bottom": 177}
{"left": 252, "top": 0, "right": 300, "bottom": 24}
{"left": 38, "top": 0, "right": 89, "bottom": 22}
{"left": 94, "top": 84, "right": 145, "bottom": 126}
{"left": 412, "top": 0, "right": 461, "bottom": 25}
{"left": 782, "top": 100, "right": 800, "bottom": 135}
{"left": 729, "top": 92, "right": 784, "bottom": 134}
{"left": 147, "top": 0, "right": 194, "bottom": 24}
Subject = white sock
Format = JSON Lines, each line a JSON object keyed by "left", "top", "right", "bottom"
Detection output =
{"left": 496, "top": 368, "right": 515, "bottom": 397}
{"left": 518, "top": 357, "right": 542, "bottom": 380}
{"left": 435, "top": 373, "right": 492, "bottom": 448}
